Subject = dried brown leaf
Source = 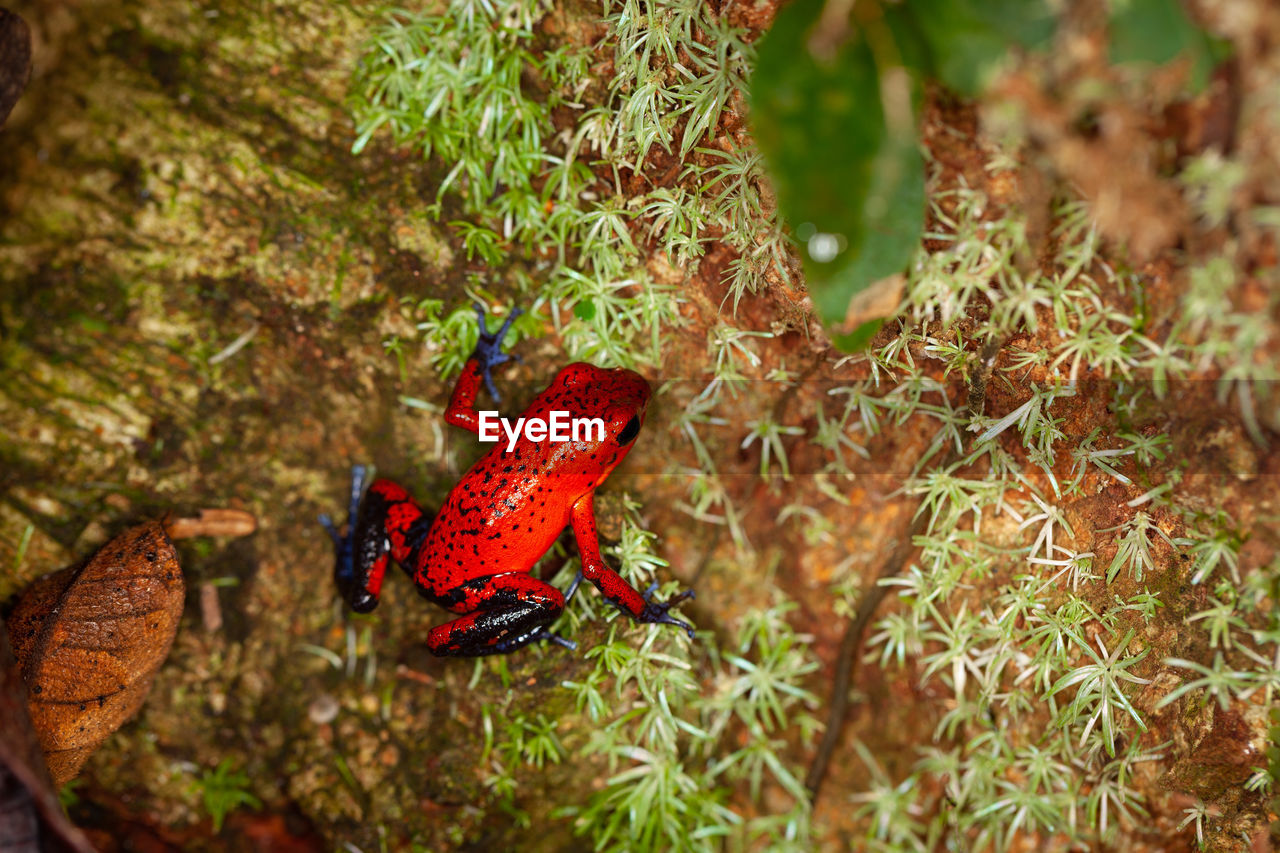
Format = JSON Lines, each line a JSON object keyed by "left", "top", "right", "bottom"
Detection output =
{"left": 0, "top": 624, "right": 96, "bottom": 853}
{"left": 6, "top": 521, "right": 185, "bottom": 785}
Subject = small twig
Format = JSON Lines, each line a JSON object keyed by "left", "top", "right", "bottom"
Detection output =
{"left": 803, "top": 506, "right": 933, "bottom": 797}
{"left": 805, "top": 335, "right": 1004, "bottom": 802}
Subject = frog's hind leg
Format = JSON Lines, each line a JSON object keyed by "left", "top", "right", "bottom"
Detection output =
{"left": 322, "top": 469, "right": 433, "bottom": 613}
{"left": 428, "top": 573, "right": 571, "bottom": 657}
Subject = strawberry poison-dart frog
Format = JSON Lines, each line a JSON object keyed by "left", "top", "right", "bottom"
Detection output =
{"left": 321, "top": 304, "right": 694, "bottom": 656}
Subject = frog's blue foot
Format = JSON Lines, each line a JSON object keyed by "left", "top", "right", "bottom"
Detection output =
{"left": 319, "top": 465, "right": 372, "bottom": 610}
{"left": 637, "top": 582, "right": 696, "bottom": 639}
{"left": 472, "top": 302, "right": 522, "bottom": 402}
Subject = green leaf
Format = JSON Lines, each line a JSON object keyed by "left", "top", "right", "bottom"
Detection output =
{"left": 1108, "top": 0, "right": 1223, "bottom": 92}
{"left": 888, "top": 0, "right": 1055, "bottom": 95}
{"left": 750, "top": 0, "right": 925, "bottom": 343}
{"left": 831, "top": 318, "right": 884, "bottom": 352}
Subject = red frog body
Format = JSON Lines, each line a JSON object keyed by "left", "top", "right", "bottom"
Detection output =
{"left": 322, "top": 305, "right": 693, "bottom": 656}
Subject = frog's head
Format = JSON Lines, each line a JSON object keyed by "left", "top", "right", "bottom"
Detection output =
{"left": 552, "top": 362, "right": 652, "bottom": 483}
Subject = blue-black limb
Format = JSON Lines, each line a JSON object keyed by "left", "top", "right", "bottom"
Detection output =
{"left": 319, "top": 464, "right": 367, "bottom": 607}
{"left": 321, "top": 468, "right": 434, "bottom": 614}
{"left": 426, "top": 572, "right": 570, "bottom": 657}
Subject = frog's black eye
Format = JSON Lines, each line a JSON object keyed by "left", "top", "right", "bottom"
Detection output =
{"left": 617, "top": 415, "right": 641, "bottom": 445}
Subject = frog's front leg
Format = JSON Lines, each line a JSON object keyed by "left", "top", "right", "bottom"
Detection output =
{"left": 568, "top": 495, "right": 695, "bottom": 637}
{"left": 428, "top": 573, "right": 572, "bottom": 657}
{"left": 444, "top": 303, "right": 522, "bottom": 434}
{"left": 321, "top": 470, "right": 432, "bottom": 613}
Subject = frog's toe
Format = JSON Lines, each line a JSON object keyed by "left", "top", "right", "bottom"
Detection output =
{"left": 472, "top": 303, "right": 522, "bottom": 353}
{"left": 536, "top": 629, "right": 578, "bottom": 651}
{"left": 640, "top": 605, "right": 696, "bottom": 638}
{"left": 645, "top": 581, "right": 695, "bottom": 607}
{"left": 638, "top": 582, "right": 696, "bottom": 638}
{"left": 318, "top": 513, "right": 341, "bottom": 545}
{"left": 480, "top": 367, "right": 504, "bottom": 404}
{"left": 471, "top": 304, "right": 523, "bottom": 401}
